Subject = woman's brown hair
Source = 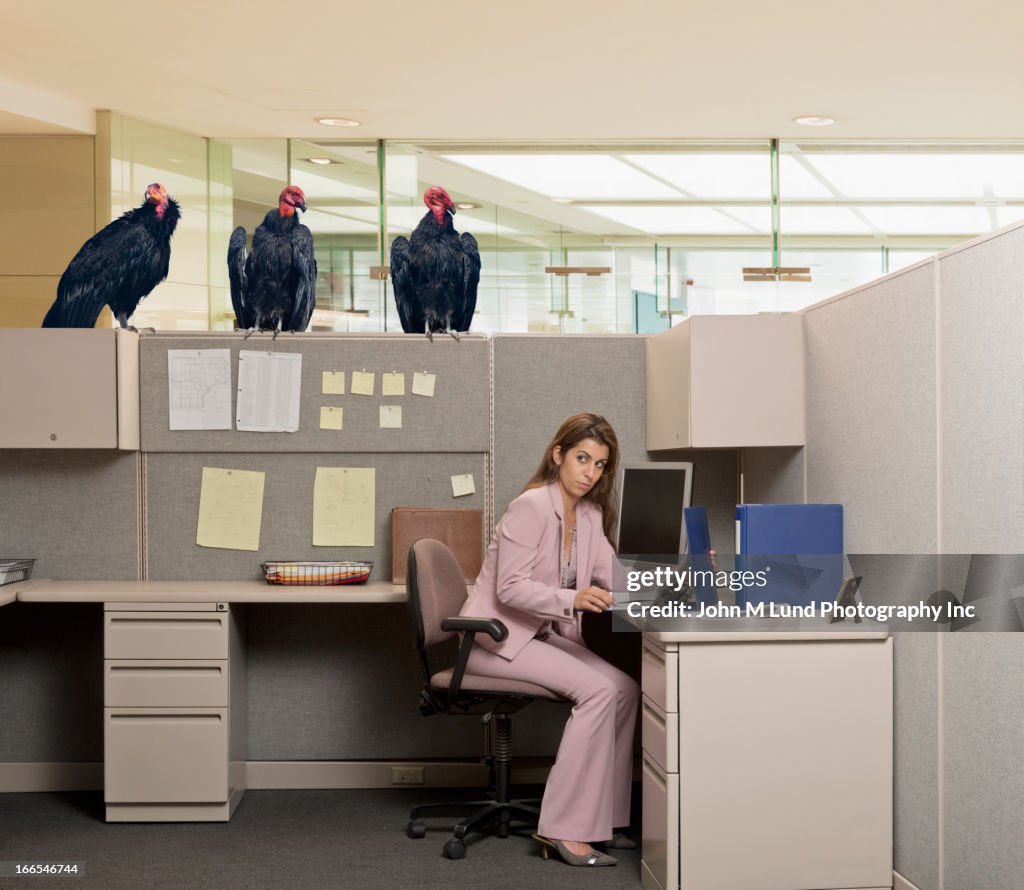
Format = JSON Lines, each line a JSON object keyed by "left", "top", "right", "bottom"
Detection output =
{"left": 523, "top": 413, "right": 620, "bottom": 545}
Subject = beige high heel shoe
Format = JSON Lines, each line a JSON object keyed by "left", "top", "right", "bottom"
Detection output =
{"left": 532, "top": 834, "right": 618, "bottom": 867}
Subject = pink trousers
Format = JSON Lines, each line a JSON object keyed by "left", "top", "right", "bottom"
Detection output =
{"left": 466, "top": 632, "right": 639, "bottom": 841}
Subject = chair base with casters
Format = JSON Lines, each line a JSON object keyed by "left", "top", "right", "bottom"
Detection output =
{"left": 404, "top": 538, "right": 565, "bottom": 859}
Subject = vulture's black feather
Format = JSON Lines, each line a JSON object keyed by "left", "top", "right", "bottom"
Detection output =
{"left": 42, "top": 183, "right": 179, "bottom": 328}
{"left": 390, "top": 186, "right": 480, "bottom": 336}
{"left": 228, "top": 185, "right": 316, "bottom": 333}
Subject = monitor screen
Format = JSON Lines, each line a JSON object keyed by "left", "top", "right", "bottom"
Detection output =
{"left": 614, "top": 462, "right": 694, "bottom": 554}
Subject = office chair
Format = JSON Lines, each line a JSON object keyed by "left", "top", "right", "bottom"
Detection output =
{"left": 405, "top": 538, "right": 564, "bottom": 859}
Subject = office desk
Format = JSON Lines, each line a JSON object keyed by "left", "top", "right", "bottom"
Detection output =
{"left": 638, "top": 619, "right": 893, "bottom": 890}
{"left": 12, "top": 580, "right": 406, "bottom": 822}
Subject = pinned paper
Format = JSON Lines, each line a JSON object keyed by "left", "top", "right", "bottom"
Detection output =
{"left": 451, "top": 474, "right": 476, "bottom": 498}
{"left": 322, "top": 371, "right": 346, "bottom": 395}
{"left": 313, "top": 467, "right": 375, "bottom": 546}
{"left": 380, "top": 405, "right": 402, "bottom": 429}
{"left": 351, "top": 371, "right": 375, "bottom": 396}
{"left": 197, "top": 467, "right": 265, "bottom": 551}
{"left": 382, "top": 372, "right": 405, "bottom": 396}
{"left": 320, "top": 406, "right": 343, "bottom": 430}
{"left": 237, "top": 351, "right": 302, "bottom": 432}
{"left": 412, "top": 372, "right": 436, "bottom": 397}
{"left": 168, "top": 349, "right": 232, "bottom": 430}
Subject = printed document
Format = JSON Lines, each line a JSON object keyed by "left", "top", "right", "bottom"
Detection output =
{"left": 236, "top": 351, "right": 302, "bottom": 432}
{"left": 167, "top": 349, "right": 232, "bottom": 430}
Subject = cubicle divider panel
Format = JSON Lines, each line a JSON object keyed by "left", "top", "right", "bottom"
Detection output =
{"left": 245, "top": 603, "right": 568, "bottom": 760}
{"left": 143, "top": 451, "right": 486, "bottom": 582}
{"left": 138, "top": 333, "right": 490, "bottom": 453}
{"left": 0, "top": 450, "right": 142, "bottom": 580}
{"left": 803, "top": 263, "right": 938, "bottom": 554}
{"left": 742, "top": 446, "right": 805, "bottom": 506}
{"left": 491, "top": 335, "right": 648, "bottom": 522}
{"left": 937, "top": 227, "right": 1024, "bottom": 553}
{"left": 0, "top": 603, "right": 104, "bottom": 764}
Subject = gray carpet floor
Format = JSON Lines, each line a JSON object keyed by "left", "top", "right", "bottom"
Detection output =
{"left": 0, "top": 787, "right": 644, "bottom": 889}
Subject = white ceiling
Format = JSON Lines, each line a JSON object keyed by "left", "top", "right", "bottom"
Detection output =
{"left": 1, "top": 1, "right": 1024, "bottom": 140}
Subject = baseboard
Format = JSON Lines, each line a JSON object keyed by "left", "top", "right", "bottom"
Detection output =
{"left": 0, "top": 762, "right": 103, "bottom": 792}
{"left": 893, "top": 871, "right": 924, "bottom": 890}
{"left": 0, "top": 760, "right": 552, "bottom": 793}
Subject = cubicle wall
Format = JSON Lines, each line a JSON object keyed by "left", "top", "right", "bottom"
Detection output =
{"left": 802, "top": 222, "right": 1024, "bottom": 890}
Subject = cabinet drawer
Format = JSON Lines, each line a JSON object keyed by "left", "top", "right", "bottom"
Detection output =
{"left": 642, "top": 755, "right": 679, "bottom": 890}
{"left": 104, "top": 707, "right": 228, "bottom": 803}
{"left": 642, "top": 695, "right": 678, "bottom": 775}
{"left": 642, "top": 639, "right": 678, "bottom": 714}
{"left": 105, "top": 660, "right": 228, "bottom": 707}
{"left": 105, "top": 612, "right": 228, "bottom": 660}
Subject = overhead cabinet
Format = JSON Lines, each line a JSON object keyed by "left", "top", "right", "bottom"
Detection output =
{"left": 646, "top": 315, "right": 804, "bottom": 449}
{"left": 0, "top": 328, "right": 139, "bottom": 449}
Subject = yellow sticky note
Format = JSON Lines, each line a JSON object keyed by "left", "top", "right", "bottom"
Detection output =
{"left": 196, "top": 467, "right": 265, "bottom": 551}
{"left": 451, "top": 474, "right": 476, "bottom": 497}
{"left": 351, "top": 371, "right": 375, "bottom": 396}
{"left": 382, "top": 372, "right": 405, "bottom": 396}
{"left": 412, "top": 372, "right": 436, "bottom": 397}
{"left": 313, "top": 467, "right": 375, "bottom": 546}
{"left": 322, "top": 371, "right": 345, "bottom": 394}
{"left": 379, "top": 405, "right": 402, "bottom": 428}
{"left": 320, "top": 406, "right": 343, "bottom": 430}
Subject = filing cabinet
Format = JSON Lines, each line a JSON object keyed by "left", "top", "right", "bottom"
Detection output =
{"left": 103, "top": 602, "right": 245, "bottom": 822}
{"left": 639, "top": 631, "right": 893, "bottom": 890}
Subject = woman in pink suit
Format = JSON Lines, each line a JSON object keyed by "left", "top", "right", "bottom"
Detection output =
{"left": 460, "top": 413, "right": 639, "bottom": 867}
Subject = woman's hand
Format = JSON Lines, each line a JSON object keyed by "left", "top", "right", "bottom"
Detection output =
{"left": 574, "top": 585, "right": 614, "bottom": 613}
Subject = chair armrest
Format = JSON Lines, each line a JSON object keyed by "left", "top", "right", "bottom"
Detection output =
{"left": 443, "top": 616, "right": 509, "bottom": 702}
{"left": 441, "top": 616, "right": 508, "bottom": 642}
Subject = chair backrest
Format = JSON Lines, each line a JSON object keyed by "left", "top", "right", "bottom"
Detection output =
{"left": 407, "top": 538, "right": 470, "bottom": 652}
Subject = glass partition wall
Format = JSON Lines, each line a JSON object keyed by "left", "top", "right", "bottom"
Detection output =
{"left": 200, "top": 139, "right": 1024, "bottom": 333}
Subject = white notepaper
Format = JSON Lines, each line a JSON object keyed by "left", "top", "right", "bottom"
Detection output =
{"left": 236, "top": 351, "right": 302, "bottom": 432}
{"left": 167, "top": 349, "right": 232, "bottom": 430}
{"left": 379, "top": 405, "right": 402, "bottom": 428}
{"left": 412, "top": 372, "right": 436, "bottom": 397}
{"left": 451, "top": 474, "right": 476, "bottom": 497}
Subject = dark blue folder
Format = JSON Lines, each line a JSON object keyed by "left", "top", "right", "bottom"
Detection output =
{"left": 735, "top": 504, "right": 843, "bottom": 607}
{"left": 683, "top": 506, "right": 717, "bottom": 606}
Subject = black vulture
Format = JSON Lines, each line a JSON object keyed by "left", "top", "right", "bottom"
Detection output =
{"left": 390, "top": 186, "right": 480, "bottom": 338}
{"left": 41, "top": 183, "right": 180, "bottom": 329}
{"left": 228, "top": 185, "right": 317, "bottom": 335}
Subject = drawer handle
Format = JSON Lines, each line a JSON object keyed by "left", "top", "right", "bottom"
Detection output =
{"left": 109, "top": 714, "right": 223, "bottom": 724}
{"left": 642, "top": 648, "right": 665, "bottom": 669}
{"left": 644, "top": 760, "right": 668, "bottom": 791}
{"left": 109, "top": 619, "right": 224, "bottom": 628}
{"left": 108, "top": 666, "right": 223, "bottom": 675}
{"left": 643, "top": 702, "right": 666, "bottom": 730}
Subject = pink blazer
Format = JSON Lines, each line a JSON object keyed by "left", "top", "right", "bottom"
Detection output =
{"left": 460, "top": 481, "right": 615, "bottom": 661}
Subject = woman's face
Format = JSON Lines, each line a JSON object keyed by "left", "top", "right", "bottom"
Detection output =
{"left": 554, "top": 437, "right": 610, "bottom": 500}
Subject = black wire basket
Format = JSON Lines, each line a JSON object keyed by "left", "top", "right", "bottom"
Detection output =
{"left": 261, "top": 561, "right": 372, "bottom": 586}
{"left": 0, "top": 558, "right": 36, "bottom": 586}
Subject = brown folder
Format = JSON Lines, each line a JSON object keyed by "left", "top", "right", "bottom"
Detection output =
{"left": 391, "top": 507, "right": 484, "bottom": 584}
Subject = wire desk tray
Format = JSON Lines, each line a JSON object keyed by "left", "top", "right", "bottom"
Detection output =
{"left": 261, "top": 561, "right": 372, "bottom": 586}
{"left": 0, "top": 558, "right": 36, "bottom": 586}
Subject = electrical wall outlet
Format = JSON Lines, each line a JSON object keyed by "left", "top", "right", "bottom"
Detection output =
{"left": 391, "top": 766, "right": 425, "bottom": 785}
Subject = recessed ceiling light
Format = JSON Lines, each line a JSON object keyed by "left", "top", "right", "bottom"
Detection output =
{"left": 316, "top": 117, "right": 361, "bottom": 127}
{"left": 308, "top": 157, "right": 333, "bottom": 165}
{"left": 793, "top": 115, "right": 835, "bottom": 127}
{"left": 456, "top": 202, "right": 478, "bottom": 210}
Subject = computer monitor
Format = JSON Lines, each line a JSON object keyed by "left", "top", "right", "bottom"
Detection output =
{"left": 614, "top": 462, "right": 694, "bottom": 555}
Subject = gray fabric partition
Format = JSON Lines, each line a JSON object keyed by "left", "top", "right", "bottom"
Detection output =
{"left": 144, "top": 452, "right": 486, "bottom": 582}
{"left": 245, "top": 604, "right": 568, "bottom": 759}
{"left": 139, "top": 333, "right": 490, "bottom": 453}
{"left": 492, "top": 335, "right": 649, "bottom": 522}
{"left": 742, "top": 446, "right": 805, "bottom": 506}
{"left": 938, "top": 229, "right": 1024, "bottom": 552}
{"left": 804, "top": 264, "right": 938, "bottom": 553}
{"left": 0, "top": 449, "right": 141, "bottom": 580}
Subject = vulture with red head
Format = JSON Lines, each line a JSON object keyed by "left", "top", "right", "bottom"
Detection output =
{"left": 390, "top": 186, "right": 480, "bottom": 337}
{"left": 41, "top": 183, "right": 180, "bottom": 328}
{"left": 228, "top": 185, "right": 317, "bottom": 335}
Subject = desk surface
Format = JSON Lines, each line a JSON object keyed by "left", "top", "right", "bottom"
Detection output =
{"left": 12, "top": 579, "right": 407, "bottom": 604}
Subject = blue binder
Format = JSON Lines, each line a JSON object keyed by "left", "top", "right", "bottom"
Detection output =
{"left": 735, "top": 504, "right": 843, "bottom": 608}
